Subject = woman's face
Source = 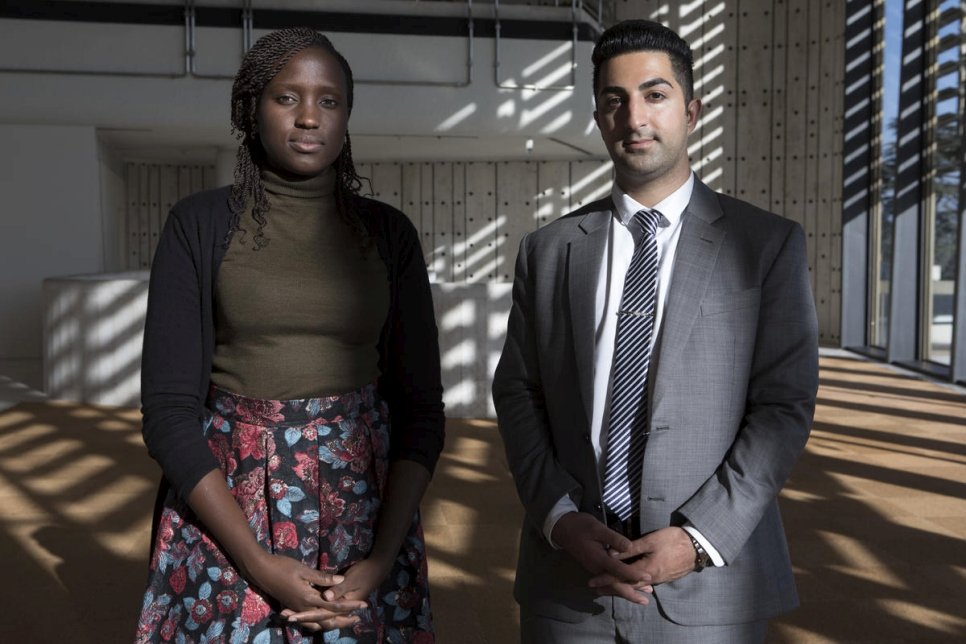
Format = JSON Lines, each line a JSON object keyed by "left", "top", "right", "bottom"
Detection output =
{"left": 256, "top": 47, "right": 349, "bottom": 180}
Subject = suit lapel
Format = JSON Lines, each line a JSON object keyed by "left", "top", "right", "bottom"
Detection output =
{"left": 653, "top": 181, "right": 725, "bottom": 388}
{"left": 568, "top": 206, "right": 610, "bottom": 426}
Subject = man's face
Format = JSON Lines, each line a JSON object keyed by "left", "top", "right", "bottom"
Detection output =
{"left": 594, "top": 50, "right": 700, "bottom": 198}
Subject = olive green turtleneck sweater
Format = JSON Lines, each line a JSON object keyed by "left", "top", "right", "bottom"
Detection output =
{"left": 210, "top": 167, "right": 389, "bottom": 400}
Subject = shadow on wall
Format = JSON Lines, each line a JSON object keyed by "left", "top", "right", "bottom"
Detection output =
{"left": 43, "top": 274, "right": 149, "bottom": 407}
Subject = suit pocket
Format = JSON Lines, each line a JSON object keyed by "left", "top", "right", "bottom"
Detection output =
{"left": 699, "top": 287, "right": 761, "bottom": 317}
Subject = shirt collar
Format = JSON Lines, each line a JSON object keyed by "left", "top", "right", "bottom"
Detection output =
{"left": 610, "top": 172, "right": 695, "bottom": 229}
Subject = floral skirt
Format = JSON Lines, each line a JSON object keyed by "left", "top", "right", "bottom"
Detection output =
{"left": 135, "top": 384, "right": 433, "bottom": 643}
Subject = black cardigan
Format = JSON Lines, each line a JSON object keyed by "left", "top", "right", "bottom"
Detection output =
{"left": 141, "top": 186, "right": 445, "bottom": 500}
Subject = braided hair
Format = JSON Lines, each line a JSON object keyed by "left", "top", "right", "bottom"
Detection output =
{"left": 226, "top": 27, "right": 367, "bottom": 250}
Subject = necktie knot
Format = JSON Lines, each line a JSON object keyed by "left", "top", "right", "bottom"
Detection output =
{"left": 632, "top": 208, "right": 663, "bottom": 239}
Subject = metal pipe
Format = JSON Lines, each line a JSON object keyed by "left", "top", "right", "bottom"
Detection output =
{"left": 186, "top": 0, "right": 237, "bottom": 80}
{"left": 494, "top": 0, "right": 577, "bottom": 91}
{"left": 242, "top": 0, "right": 252, "bottom": 54}
{"left": 356, "top": 0, "right": 474, "bottom": 87}
{"left": 0, "top": 0, "right": 477, "bottom": 87}
{"left": 0, "top": 1, "right": 192, "bottom": 79}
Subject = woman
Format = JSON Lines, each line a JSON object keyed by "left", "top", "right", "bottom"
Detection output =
{"left": 135, "top": 27, "right": 443, "bottom": 643}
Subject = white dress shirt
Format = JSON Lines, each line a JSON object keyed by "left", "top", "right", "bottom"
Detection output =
{"left": 543, "top": 173, "right": 724, "bottom": 567}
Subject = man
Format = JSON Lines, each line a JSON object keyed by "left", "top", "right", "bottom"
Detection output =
{"left": 492, "top": 19, "right": 818, "bottom": 642}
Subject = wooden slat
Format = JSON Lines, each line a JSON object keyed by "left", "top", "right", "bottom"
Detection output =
{"left": 496, "top": 161, "right": 538, "bottom": 282}
{"left": 464, "top": 162, "right": 497, "bottom": 282}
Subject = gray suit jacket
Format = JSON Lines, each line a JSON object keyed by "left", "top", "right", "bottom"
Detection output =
{"left": 492, "top": 178, "right": 818, "bottom": 626}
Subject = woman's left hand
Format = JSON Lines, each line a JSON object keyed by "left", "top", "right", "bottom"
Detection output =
{"left": 281, "top": 556, "right": 394, "bottom": 630}
{"left": 327, "top": 556, "right": 394, "bottom": 601}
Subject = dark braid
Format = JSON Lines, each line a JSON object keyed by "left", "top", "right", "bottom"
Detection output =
{"left": 225, "top": 27, "right": 368, "bottom": 250}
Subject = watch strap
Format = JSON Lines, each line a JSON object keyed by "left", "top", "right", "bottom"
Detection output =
{"left": 686, "top": 531, "right": 712, "bottom": 572}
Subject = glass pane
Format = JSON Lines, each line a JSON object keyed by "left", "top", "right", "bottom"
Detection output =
{"left": 870, "top": 0, "right": 903, "bottom": 347}
{"left": 924, "top": 0, "right": 962, "bottom": 364}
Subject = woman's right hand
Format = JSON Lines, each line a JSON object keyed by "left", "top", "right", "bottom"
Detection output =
{"left": 184, "top": 472, "right": 365, "bottom": 629}
{"left": 246, "top": 551, "right": 367, "bottom": 629}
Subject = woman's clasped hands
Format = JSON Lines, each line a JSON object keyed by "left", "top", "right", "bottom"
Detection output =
{"left": 248, "top": 551, "right": 370, "bottom": 633}
{"left": 271, "top": 554, "right": 395, "bottom": 633}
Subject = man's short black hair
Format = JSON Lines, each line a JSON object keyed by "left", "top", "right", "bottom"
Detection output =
{"left": 592, "top": 19, "right": 695, "bottom": 105}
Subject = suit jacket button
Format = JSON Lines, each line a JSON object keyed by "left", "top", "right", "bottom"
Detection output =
{"left": 594, "top": 503, "right": 602, "bottom": 511}
{"left": 582, "top": 433, "right": 591, "bottom": 443}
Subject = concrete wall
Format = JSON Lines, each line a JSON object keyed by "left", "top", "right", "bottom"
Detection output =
{"left": 0, "top": 124, "right": 104, "bottom": 359}
{"left": 618, "top": 0, "right": 846, "bottom": 345}
{"left": 3, "top": 0, "right": 848, "bottom": 393}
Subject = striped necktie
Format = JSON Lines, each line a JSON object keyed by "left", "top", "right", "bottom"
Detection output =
{"left": 601, "top": 208, "right": 663, "bottom": 521}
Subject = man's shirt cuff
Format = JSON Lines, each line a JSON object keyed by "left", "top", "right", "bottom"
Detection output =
{"left": 683, "top": 524, "right": 725, "bottom": 567}
{"left": 544, "top": 495, "right": 580, "bottom": 548}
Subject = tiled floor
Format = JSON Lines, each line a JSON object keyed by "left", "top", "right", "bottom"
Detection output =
{"left": 0, "top": 354, "right": 963, "bottom": 642}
